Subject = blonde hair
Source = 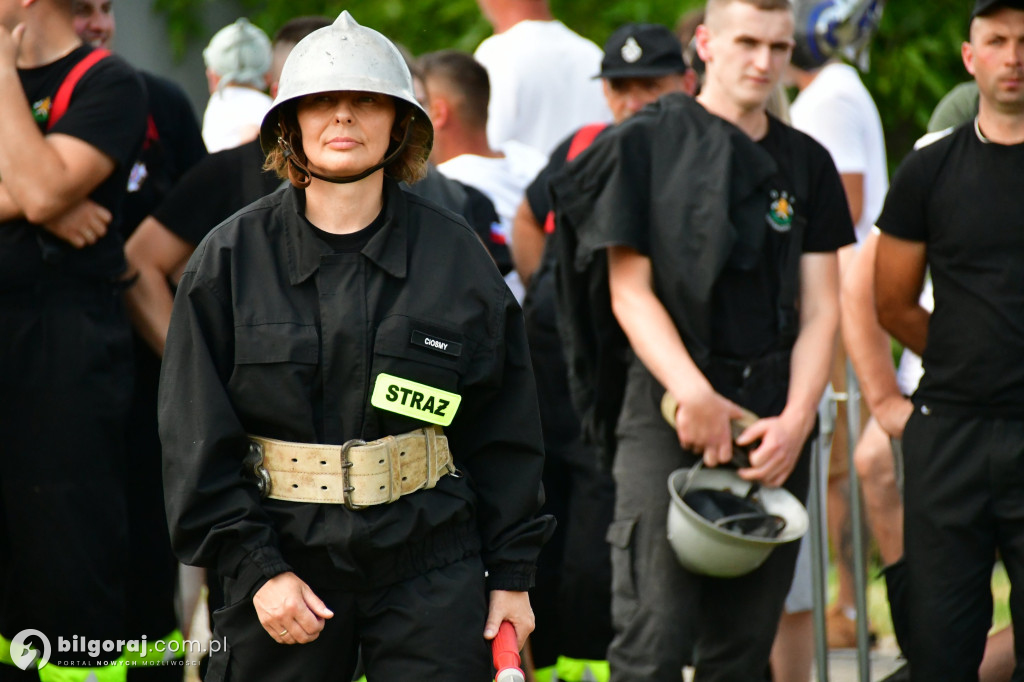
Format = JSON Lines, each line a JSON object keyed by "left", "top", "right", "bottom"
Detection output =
{"left": 705, "top": 0, "right": 792, "bottom": 28}
{"left": 263, "top": 98, "right": 431, "bottom": 188}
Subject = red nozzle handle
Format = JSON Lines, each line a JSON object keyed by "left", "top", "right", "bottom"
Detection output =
{"left": 491, "top": 621, "right": 525, "bottom": 682}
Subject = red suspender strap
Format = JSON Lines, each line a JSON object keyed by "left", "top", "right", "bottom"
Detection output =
{"left": 47, "top": 48, "right": 111, "bottom": 131}
{"left": 543, "top": 122, "right": 609, "bottom": 233}
{"left": 566, "top": 122, "right": 609, "bottom": 162}
{"left": 143, "top": 114, "right": 160, "bottom": 149}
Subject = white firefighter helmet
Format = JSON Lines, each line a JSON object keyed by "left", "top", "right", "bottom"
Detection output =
{"left": 259, "top": 10, "right": 431, "bottom": 158}
{"left": 791, "top": 0, "right": 885, "bottom": 71}
{"left": 667, "top": 464, "right": 808, "bottom": 578}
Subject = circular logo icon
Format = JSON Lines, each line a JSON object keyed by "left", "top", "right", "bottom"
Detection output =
{"left": 621, "top": 36, "right": 643, "bottom": 63}
{"left": 11, "top": 629, "right": 51, "bottom": 670}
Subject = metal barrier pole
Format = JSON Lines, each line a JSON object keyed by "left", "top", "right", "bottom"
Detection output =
{"left": 810, "top": 399, "right": 833, "bottom": 682}
{"left": 846, "top": 362, "right": 871, "bottom": 682}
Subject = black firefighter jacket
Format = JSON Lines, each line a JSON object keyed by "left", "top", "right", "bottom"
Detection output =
{"left": 547, "top": 93, "right": 788, "bottom": 460}
{"left": 158, "top": 179, "right": 553, "bottom": 603}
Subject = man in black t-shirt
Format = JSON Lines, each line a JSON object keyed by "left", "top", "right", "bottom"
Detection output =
{"left": 511, "top": 23, "right": 694, "bottom": 682}
{"left": 120, "top": 25, "right": 326, "bottom": 680}
{"left": 549, "top": 1, "right": 853, "bottom": 679}
{"left": 72, "top": 4, "right": 208, "bottom": 676}
{"left": 875, "top": 1, "right": 1024, "bottom": 679}
{"left": 0, "top": 0, "right": 146, "bottom": 679}
{"left": 73, "top": 0, "right": 208, "bottom": 237}
{"left": 122, "top": 18, "right": 332, "bottom": 360}
{"left": 122, "top": 138, "right": 283, "bottom": 356}
{"left": 515, "top": 23, "right": 695, "bottom": 286}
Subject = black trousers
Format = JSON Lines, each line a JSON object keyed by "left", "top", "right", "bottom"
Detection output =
{"left": 607, "top": 430, "right": 809, "bottom": 682}
{"left": 0, "top": 287, "right": 132, "bottom": 666}
{"left": 531, "top": 434, "right": 615, "bottom": 668}
{"left": 205, "top": 553, "right": 491, "bottom": 681}
{"left": 902, "top": 408, "right": 1024, "bottom": 682}
{"left": 124, "top": 338, "right": 181, "bottom": 682}
{"left": 528, "top": 318, "right": 615, "bottom": 669}
{"left": 607, "top": 355, "right": 807, "bottom": 682}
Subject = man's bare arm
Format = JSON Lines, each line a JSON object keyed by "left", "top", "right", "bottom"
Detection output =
{"left": 784, "top": 252, "right": 841, "bottom": 431}
{"left": 607, "top": 245, "right": 743, "bottom": 465}
{"left": 839, "top": 172, "right": 865, "bottom": 227}
{"left": 123, "top": 216, "right": 195, "bottom": 356}
{"left": 739, "top": 252, "right": 839, "bottom": 487}
{"left": 42, "top": 199, "right": 111, "bottom": 248}
{"left": 510, "top": 199, "right": 546, "bottom": 288}
{"left": 0, "top": 184, "right": 22, "bottom": 222}
{"left": 841, "top": 230, "right": 912, "bottom": 437}
{"left": 875, "top": 232, "right": 929, "bottom": 356}
{"left": 0, "top": 29, "right": 116, "bottom": 225}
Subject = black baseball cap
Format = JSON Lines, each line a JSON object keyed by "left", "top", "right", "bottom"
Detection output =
{"left": 972, "top": 0, "right": 1024, "bottom": 19}
{"left": 596, "top": 23, "right": 688, "bottom": 80}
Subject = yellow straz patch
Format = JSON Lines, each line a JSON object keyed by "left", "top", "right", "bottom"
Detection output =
{"left": 370, "top": 373, "right": 461, "bottom": 427}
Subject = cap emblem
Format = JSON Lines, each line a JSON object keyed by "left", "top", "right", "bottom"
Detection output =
{"left": 621, "top": 36, "right": 643, "bottom": 63}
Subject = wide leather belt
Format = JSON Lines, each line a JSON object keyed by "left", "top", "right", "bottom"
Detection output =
{"left": 245, "top": 426, "right": 455, "bottom": 509}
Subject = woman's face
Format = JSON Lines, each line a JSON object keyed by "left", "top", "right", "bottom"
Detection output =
{"left": 296, "top": 90, "right": 397, "bottom": 178}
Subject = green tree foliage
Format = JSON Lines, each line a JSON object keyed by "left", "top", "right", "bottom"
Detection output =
{"left": 861, "top": 0, "right": 971, "bottom": 166}
{"left": 157, "top": 0, "right": 974, "bottom": 168}
{"left": 228, "top": 0, "right": 705, "bottom": 55}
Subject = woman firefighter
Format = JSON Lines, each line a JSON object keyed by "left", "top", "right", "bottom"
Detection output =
{"left": 158, "top": 12, "right": 553, "bottom": 680}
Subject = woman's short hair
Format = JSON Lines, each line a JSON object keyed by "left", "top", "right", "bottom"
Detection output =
{"left": 263, "top": 96, "right": 430, "bottom": 187}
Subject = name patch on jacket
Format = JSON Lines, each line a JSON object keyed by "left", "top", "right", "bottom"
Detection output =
{"left": 411, "top": 330, "right": 462, "bottom": 357}
{"left": 370, "top": 373, "right": 461, "bottom": 426}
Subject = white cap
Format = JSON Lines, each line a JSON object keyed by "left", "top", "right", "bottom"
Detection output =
{"left": 203, "top": 18, "right": 272, "bottom": 89}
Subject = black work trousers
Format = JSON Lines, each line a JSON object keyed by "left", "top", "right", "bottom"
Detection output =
{"left": 531, "top": 434, "right": 615, "bottom": 668}
{"left": 527, "top": 311, "right": 615, "bottom": 669}
{"left": 0, "top": 285, "right": 132, "bottom": 666}
{"left": 124, "top": 338, "right": 181, "bottom": 682}
{"left": 205, "top": 552, "right": 491, "bottom": 681}
{"left": 902, "top": 407, "right": 1024, "bottom": 682}
{"left": 607, "top": 355, "right": 808, "bottom": 682}
{"left": 607, "top": 431, "right": 809, "bottom": 682}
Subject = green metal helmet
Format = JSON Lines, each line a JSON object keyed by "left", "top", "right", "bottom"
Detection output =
{"left": 791, "top": 0, "right": 885, "bottom": 72}
{"left": 259, "top": 10, "right": 432, "bottom": 159}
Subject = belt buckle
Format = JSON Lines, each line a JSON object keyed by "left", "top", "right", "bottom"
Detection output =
{"left": 244, "top": 440, "right": 271, "bottom": 499}
{"left": 341, "top": 438, "right": 368, "bottom": 510}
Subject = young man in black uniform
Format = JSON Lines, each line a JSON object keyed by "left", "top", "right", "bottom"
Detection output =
{"left": 549, "top": 0, "right": 853, "bottom": 679}
{"left": 0, "top": 1, "right": 146, "bottom": 680}
{"left": 875, "top": 1, "right": 1024, "bottom": 679}
{"left": 511, "top": 23, "right": 694, "bottom": 682}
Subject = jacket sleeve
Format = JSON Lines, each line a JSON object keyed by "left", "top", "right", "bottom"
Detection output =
{"left": 447, "top": 288, "right": 555, "bottom": 592}
{"left": 159, "top": 250, "right": 293, "bottom": 600}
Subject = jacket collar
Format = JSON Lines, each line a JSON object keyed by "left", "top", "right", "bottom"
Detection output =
{"left": 284, "top": 178, "right": 409, "bottom": 286}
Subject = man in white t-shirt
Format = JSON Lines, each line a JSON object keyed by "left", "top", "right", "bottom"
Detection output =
{"left": 790, "top": 62, "right": 887, "bottom": 246}
{"left": 784, "top": 38, "right": 889, "bottom": 660}
{"left": 420, "top": 49, "right": 547, "bottom": 302}
{"left": 201, "top": 18, "right": 273, "bottom": 153}
{"left": 474, "top": 0, "right": 611, "bottom": 155}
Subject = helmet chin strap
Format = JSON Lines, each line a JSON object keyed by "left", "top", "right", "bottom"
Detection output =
{"left": 279, "top": 111, "right": 417, "bottom": 185}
